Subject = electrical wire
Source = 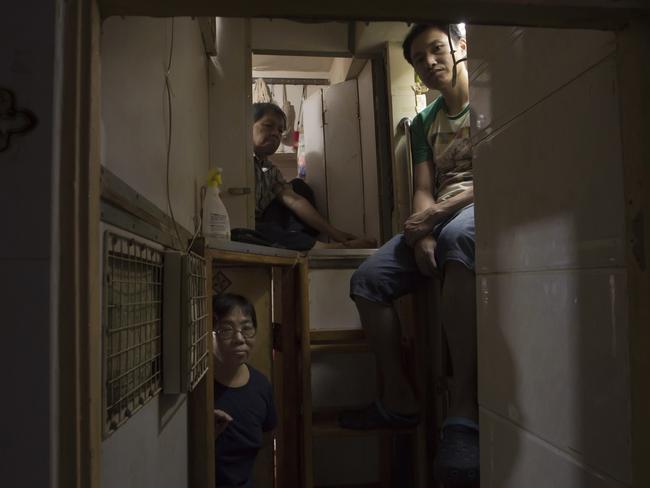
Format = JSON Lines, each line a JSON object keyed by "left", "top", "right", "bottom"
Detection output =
{"left": 186, "top": 186, "right": 206, "bottom": 254}
{"left": 448, "top": 25, "right": 468, "bottom": 88}
{"left": 164, "top": 18, "right": 184, "bottom": 251}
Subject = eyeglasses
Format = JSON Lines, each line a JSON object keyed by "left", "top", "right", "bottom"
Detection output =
{"left": 215, "top": 325, "right": 257, "bottom": 340}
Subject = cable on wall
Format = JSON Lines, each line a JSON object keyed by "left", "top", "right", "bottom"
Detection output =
{"left": 448, "top": 24, "right": 468, "bottom": 88}
{"left": 164, "top": 18, "right": 184, "bottom": 250}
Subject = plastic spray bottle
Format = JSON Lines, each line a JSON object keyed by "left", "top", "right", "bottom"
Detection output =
{"left": 203, "top": 168, "right": 230, "bottom": 246}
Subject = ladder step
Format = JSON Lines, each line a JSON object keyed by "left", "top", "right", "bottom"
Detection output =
{"left": 310, "top": 328, "right": 366, "bottom": 345}
{"left": 312, "top": 409, "right": 417, "bottom": 437}
{"left": 314, "top": 484, "right": 382, "bottom": 488}
{"left": 311, "top": 343, "right": 370, "bottom": 353}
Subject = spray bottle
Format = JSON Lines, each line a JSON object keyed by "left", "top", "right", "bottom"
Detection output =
{"left": 203, "top": 168, "right": 231, "bottom": 246}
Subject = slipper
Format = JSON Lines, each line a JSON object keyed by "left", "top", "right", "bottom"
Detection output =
{"left": 434, "top": 417, "right": 480, "bottom": 486}
{"left": 337, "top": 400, "right": 420, "bottom": 430}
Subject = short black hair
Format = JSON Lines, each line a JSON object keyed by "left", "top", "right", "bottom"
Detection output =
{"left": 252, "top": 102, "right": 287, "bottom": 131}
{"left": 212, "top": 293, "right": 258, "bottom": 330}
{"left": 402, "top": 23, "right": 463, "bottom": 65}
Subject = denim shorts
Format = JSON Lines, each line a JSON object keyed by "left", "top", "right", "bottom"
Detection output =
{"left": 350, "top": 204, "right": 475, "bottom": 305}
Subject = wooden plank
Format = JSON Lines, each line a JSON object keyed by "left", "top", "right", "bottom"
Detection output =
{"left": 413, "top": 282, "right": 442, "bottom": 488}
{"left": 311, "top": 343, "right": 370, "bottom": 354}
{"left": 315, "top": 484, "right": 381, "bottom": 488}
{"left": 299, "top": 260, "right": 314, "bottom": 488}
{"left": 189, "top": 257, "right": 215, "bottom": 488}
{"left": 271, "top": 267, "right": 286, "bottom": 487}
{"left": 85, "top": 4, "right": 103, "bottom": 486}
{"left": 379, "top": 434, "right": 392, "bottom": 488}
{"left": 58, "top": 1, "right": 103, "bottom": 486}
{"left": 272, "top": 266, "right": 302, "bottom": 487}
{"left": 101, "top": 166, "right": 194, "bottom": 247}
{"left": 207, "top": 248, "right": 300, "bottom": 267}
{"left": 616, "top": 20, "right": 650, "bottom": 488}
{"left": 98, "top": 0, "right": 645, "bottom": 30}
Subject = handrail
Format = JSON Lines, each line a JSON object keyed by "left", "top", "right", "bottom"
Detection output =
{"left": 399, "top": 117, "right": 414, "bottom": 213}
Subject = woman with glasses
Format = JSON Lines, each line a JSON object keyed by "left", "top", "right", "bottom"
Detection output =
{"left": 212, "top": 293, "right": 276, "bottom": 488}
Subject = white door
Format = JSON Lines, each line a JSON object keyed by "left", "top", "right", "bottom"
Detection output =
{"left": 302, "top": 89, "right": 328, "bottom": 223}
{"left": 322, "top": 79, "right": 365, "bottom": 237}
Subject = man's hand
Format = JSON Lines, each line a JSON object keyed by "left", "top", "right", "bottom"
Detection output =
{"left": 413, "top": 235, "right": 438, "bottom": 277}
{"left": 214, "top": 409, "right": 233, "bottom": 438}
{"left": 331, "top": 229, "right": 358, "bottom": 243}
{"left": 404, "top": 205, "right": 445, "bottom": 246}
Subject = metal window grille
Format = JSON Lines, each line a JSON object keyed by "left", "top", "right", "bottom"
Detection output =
{"left": 186, "top": 253, "right": 209, "bottom": 389}
{"left": 103, "top": 231, "right": 163, "bottom": 435}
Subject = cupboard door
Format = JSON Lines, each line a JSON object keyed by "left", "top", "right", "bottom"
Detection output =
{"left": 303, "top": 89, "right": 328, "bottom": 223}
{"left": 323, "top": 79, "right": 365, "bottom": 237}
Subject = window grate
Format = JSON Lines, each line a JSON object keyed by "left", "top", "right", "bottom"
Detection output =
{"left": 187, "top": 253, "right": 209, "bottom": 389}
{"left": 103, "top": 231, "right": 163, "bottom": 435}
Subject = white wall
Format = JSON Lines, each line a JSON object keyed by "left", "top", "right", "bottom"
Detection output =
{"left": 210, "top": 18, "right": 254, "bottom": 228}
{"left": 328, "top": 57, "right": 353, "bottom": 84}
{"left": 0, "top": 1, "right": 58, "bottom": 486}
{"left": 251, "top": 19, "right": 350, "bottom": 55}
{"left": 354, "top": 21, "right": 410, "bottom": 55}
{"left": 101, "top": 17, "right": 209, "bottom": 234}
{"left": 470, "top": 25, "right": 631, "bottom": 487}
{"left": 100, "top": 17, "right": 207, "bottom": 488}
{"left": 101, "top": 395, "right": 188, "bottom": 488}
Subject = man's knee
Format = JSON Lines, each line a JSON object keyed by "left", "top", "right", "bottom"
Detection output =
{"left": 350, "top": 262, "right": 379, "bottom": 296}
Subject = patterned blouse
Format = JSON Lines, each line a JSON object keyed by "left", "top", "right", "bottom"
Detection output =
{"left": 254, "top": 155, "right": 289, "bottom": 219}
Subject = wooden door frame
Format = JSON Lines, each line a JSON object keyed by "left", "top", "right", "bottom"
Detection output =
{"left": 65, "top": 2, "right": 648, "bottom": 487}
{"left": 57, "top": 1, "right": 102, "bottom": 487}
{"left": 198, "top": 250, "right": 308, "bottom": 488}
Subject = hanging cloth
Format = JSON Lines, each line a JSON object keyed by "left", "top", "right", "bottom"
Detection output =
{"left": 296, "top": 85, "right": 307, "bottom": 177}
{"left": 253, "top": 78, "right": 272, "bottom": 103}
{"left": 281, "top": 84, "right": 296, "bottom": 146}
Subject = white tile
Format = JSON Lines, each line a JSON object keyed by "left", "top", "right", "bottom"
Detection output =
{"left": 480, "top": 408, "right": 630, "bottom": 488}
{"left": 468, "top": 26, "right": 616, "bottom": 141}
{"left": 467, "top": 25, "right": 522, "bottom": 79}
{"left": 474, "top": 56, "right": 625, "bottom": 273}
{"left": 477, "top": 269, "right": 631, "bottom": 483}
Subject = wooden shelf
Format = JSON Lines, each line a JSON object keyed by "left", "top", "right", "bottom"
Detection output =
{"left": 311, "top": 343, "right": 370, "bottom": 354}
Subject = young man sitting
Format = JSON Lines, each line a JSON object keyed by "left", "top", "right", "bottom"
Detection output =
{"left": 340, "top": 23, "right": 479, "bottom": 485}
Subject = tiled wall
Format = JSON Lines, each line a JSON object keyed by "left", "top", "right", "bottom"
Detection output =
{"left": 469, "top": 25, "right": 631, "bottom": 486}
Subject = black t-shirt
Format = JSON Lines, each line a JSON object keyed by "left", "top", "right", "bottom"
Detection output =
{"left": 214, "top": 365, "right": 277, "bottom": 488}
